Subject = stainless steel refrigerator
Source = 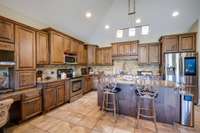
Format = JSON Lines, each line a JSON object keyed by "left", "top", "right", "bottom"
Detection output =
{"left": 164, "top": 52, "right": 198, "bottom": 104}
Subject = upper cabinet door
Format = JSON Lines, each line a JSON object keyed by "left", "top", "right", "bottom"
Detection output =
{"left": 118, "top": 44, "right": 125, "bottom": 56}
{"left": 50, "top": 31, "right": 64, "bottom": 64}
{"left": 149, "top": 43, "right": 160, "bottom": 64}
{"left": 112, "top": 44, "right": 118, "bottom": 56}
{"left": 15, "top": 25, "right": 36, "bottom": 70}
{"left": 36, "top": 31, "right": 49, "bottom": 65}
{"left": 162, "top": 35, "right": 178, "bottom": 53}
{"left": 130, "top": 42, "right": 138, "bottom": 56}
{"left": 87, "top": 45, "right": 96, "bottom": 65}
{"left": 138, "top": 44, "right": 149, "bottom": 64}
{"left": 179, "top": 33, "right": 196, "bottom": 52}
{"left": 70, "top": 39, "right": 78, "bottom": 54}
{"left": 0, "top": 19, "right": 14, "bottom": 43}
{"left": 123, "top": 43, "right": 131, "bottom": 56}
{"left": 64, "top": 36, "right": 71, "bottom": 53}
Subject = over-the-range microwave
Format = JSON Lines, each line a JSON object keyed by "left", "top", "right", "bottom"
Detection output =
{"left": 65, "top": 54, "right": 77, "bottom": 64}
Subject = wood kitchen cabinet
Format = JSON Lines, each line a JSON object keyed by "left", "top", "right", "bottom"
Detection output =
{"left": 70, "top": 39, "right": 78, "bottom": 54}
{"left": 138, "top": 43, "right": 160, "bottom": 65}
{"left": 49, "top": 31, "right": 64, "bottom": 64}
{"left": 64, "top": 36, "right": 71, "bottom": 53}
{"left": 112, "top": 44, "right": 118, "bottom": 56}
{"left": 39, "top": 80, "right": 65, "bottom": 112}
{"left": 96, "top": 48, "right": 103, "bottom": 65}
{"left": 43, "top": 87, "right": 57, "bottom": 111}
{"left": 161, "top": 35, "right": 178, "bottom": 53}
{"left": 87, "top": 45, "right": 97, "bottom": 65}
{"left": 161, "top": 32, "right": 196, "bottom": 53}
{"left": 36, "top": 31, "right": 49, "bottom": 65}
{"left": 11, "top": 70, "right": 36, "bottom": 89}
{"left": 138, "top": 44, "right": 149, "bottom": 64}
{"left": 0, "top": 17, "right": 15, "bottom": 51}
{"left": 21, "top": 89, "right": 42, "bottom": 121}
{"left": 65, "top": 80, "right": 70, "bottom": 102}
{"left": 111, "top": 41, "right": 138, "bottom": 57}
{"left": 148, "top": 43, "right": 160, "bottom": 64}
{"left": 15, "top": 25, "right": 36, "bottom": 70}
{"left": 57, "top": 85, "right": 65, "bottom": 106}
{"left": 96, "top": 47, "right": 112, "bottom": 65}
{"left": 83, "top": 75, "right": 93, "bottom": 94}
{"left": 77, "top": 43, "right": 87, "bottom": 65}
{"left": 179, "top": 33, "right": 196, "bottom": 52}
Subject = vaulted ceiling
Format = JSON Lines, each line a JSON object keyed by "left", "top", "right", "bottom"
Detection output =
{"left": 0, "top": 0, "right": 200, "bottom": 45}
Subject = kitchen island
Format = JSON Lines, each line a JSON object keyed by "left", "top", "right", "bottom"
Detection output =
{"left": 98, "top": 79, "right": 181, "bottom": 124}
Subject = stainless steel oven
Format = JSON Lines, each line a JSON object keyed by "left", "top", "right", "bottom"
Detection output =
{"left": 70, "top": 77, "right": 83, "bottom": 102}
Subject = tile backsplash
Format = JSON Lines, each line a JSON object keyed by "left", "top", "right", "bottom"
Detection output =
{"left": 36, "top": 65, "right": 85, "bottom": 79}
{"left": 37, "top": 60, "right": 159, "bottom": 79}
{"left": 92, "top": 60, "right": 160, "bottom": 75}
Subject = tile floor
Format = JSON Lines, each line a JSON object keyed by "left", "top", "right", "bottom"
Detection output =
{"left": 6, "top": 91, "right": 200, "bottom": 133}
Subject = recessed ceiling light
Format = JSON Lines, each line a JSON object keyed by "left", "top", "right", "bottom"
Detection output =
{"left": 105, "top": 25, "right": 110, "bottom": 30}
{"left": 85, "top": 12, "right": 92, "bottom": 18}
{"left": 172, "top": 11, "right": 179, "bottom": 17}
{"left": 136, "top": 18, "right": 141, "bottom": 24}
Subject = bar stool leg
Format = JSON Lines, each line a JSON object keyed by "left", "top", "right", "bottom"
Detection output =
{"left": 102, "top": 92, "right": 105, "bottom": 112}
{"left": 152, "top": 100, "right": 158, "bottom": 133}
{"left": 113, "top": 94, "right": 117, "bottom": 119}
{"left": 136, "top": 97, "right": 141, "bottom": 128}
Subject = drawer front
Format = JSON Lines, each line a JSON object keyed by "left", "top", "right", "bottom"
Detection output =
{"left": 22, "top": 89, "right": 41, "bottom": 101}
{"left": 46, "top": 81, "right": 65, "bottom": 88}
{"left": 22, "top": 97, "right": 42, "bottom": 120}
{"left": 16, "top": 71, "right": 36, "bottom": 89}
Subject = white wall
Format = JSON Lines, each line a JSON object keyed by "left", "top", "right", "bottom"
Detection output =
{"left": 189, "top": 19, "right": 200, "bottom": 104}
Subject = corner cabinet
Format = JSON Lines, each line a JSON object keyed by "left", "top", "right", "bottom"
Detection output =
{"left": 15, "top": 25, "right": 36, "bottom": 70}
{"left": 36, "top": 31, "right": 49, "bottom": 65}
{"left": 49, "top": 31, "right": 64, "bottom": 64}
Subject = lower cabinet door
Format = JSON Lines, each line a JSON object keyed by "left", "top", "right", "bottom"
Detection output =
{"left": 43, "top": 87, "right": 57, "bottom": 111}
{"left": 21, "top": 97, "right": 42, "bottom": 120}
{"left": 57, "top": 85, "right": 65, "bottom": 105}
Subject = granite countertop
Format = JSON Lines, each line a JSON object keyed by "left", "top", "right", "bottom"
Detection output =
{"left": 116, "top": 79, "right": 180, "bottom": 89}
{"left": 36, "top": 78, "right": 70, "bottom": 84}
{"left": 0, "top": 87, "right": 42, "bottom": 100}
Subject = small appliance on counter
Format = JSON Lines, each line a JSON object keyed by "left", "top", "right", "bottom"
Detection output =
{"left": 81, "top": 67, "right": 88, "bottom": 75}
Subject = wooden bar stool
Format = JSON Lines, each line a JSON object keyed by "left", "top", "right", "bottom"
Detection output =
{"left": 135, "top": 85, "right": 158, "bottom": 133}
{"left": 100, "top": 75, "right": 121, "bottom": 119}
